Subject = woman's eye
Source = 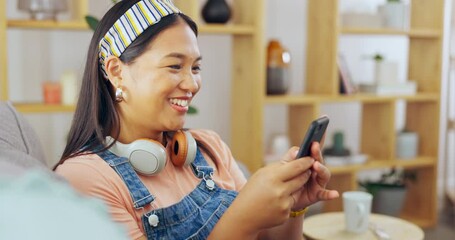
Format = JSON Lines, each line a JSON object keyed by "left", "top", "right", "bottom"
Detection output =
{"left": 192, "top": 66, "right": 202, "bottom": 72}
{"left": 168, "top": 65, "right": 182, "bottom": 70}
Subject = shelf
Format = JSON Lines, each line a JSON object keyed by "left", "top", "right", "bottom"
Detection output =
{"left": 7, "top": 20, "right": 255, "bottom": 35}
{"left": 199, "top": 24, "right": 255, "bottom": 35}
{"left": 341, "top": 28, "right": 442, "bottom": 38}
{"left": 7, "top": 20, "right": 88, "bottom": 30}
{"left": 328, "top": 156, "right": 435, "bottom": 175}
{"left": 264, "top": 93, "right": 440, "bottom": 105}
{"left": 13, "top": 102, "right": 76, "bottom": 113}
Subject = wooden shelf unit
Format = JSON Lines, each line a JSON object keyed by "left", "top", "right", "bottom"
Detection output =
{"left": 298, "top": 0, "right": 444, "bottom": 228}
{"left": 1, "top": 0, "right": 265, "bottom": 118}
{"left": 175, "top": 0, "right": 267, "bottom": 171}
{"left": 0, "top": 0, "right": 89, "bottom": 104}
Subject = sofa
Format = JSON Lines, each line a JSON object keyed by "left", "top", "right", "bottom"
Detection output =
{"left": 0, "top": 101, "right": 56, "bottom": 177}
{"left": 0, "top": 101, "right": 128, "bottom": 240}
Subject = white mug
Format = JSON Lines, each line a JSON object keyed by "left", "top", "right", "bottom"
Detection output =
{"left": 342, "top": 191, "right": 373, "bottom": 233}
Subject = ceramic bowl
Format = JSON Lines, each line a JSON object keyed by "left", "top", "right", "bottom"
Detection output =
{"left": 18, "top": 0, "right": 68, "bottom": 20}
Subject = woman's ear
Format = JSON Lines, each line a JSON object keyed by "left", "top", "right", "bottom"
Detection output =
{"left": 104, "top": 56, "right": 123, "bottom": 87}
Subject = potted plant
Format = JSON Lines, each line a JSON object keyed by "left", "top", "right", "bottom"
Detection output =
{"left": 378, "top": 0, "right": 408, "bottom": 29}
{"left": 359, "top": 168, "right": 416, "bottom": 216}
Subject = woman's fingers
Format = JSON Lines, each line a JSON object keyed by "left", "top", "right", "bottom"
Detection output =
{"left": 279, "top": 146, "right": 299, "bottom": 163}
{"left": 275, "top": 156, "right": 315, "bottom": 182}
{"left": 310, "top": 142, "right": 324, "bottom": 164}
{"left": 284, "top": 169, "right": 312, "bottom": 195}
{"left": 312, "top": 161, "right": 331, "bottom": 185}
{"left": 317, "top": 189, "right": 340, "bottom": 200}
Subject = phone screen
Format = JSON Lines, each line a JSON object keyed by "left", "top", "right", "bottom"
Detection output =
{"left": 296, "top": 116, "right": 330, "bottom": 158}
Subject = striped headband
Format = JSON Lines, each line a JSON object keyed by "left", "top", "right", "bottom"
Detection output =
{"left": 98, "top": 0, "right": 181, "bottom": 78}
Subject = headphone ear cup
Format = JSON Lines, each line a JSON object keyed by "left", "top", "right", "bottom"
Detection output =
{"left": 127, "top": 139, "right": 167, "bottom": 176}
{"left": 170, "top": 130, "right": 197, "bottom": 167}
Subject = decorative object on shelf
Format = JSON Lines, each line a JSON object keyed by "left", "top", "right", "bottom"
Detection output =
{"left": 201, "top": 0, "right": 231, "bottom": 24}
{"left": 372, "top": 53, "right": 399, "bottom": 85}
{"left": 338, "top": 54, "right": 357, "bottom": 95}
{"left": 264, "top": 133, "right": 290, "bottom": 165}
{"left": 270, "top": 134, "right": 290, "bottom": 157}
{"left": 358, "top": 81, "right": 417, "bottom": 96}
{"left": 323, "top": 131, "right": 351, "bottom": 156}
{"left": 266, "top": 39, "right": 291, "bottom": 95}
{"left": 378, "top": 0, "right": 409, "bottom": 29}
{"left": 84, "top": 0, "right": 197, "bottom": 113}
{"left": 396, "top": 130, "right": 419, "bottom": 159}
{"left": 17, "top": 0, "right": 68, "bottom": 20}
{"left": 60, "top": 71, "right": 78, "bottom": 105}
{"left": 340, "top": 12, "right": 383, "bottom": 29}
{"left": 359, "top": 168, "right": 416, "bottom": 216}
{"left": 325, "top": 154, "right": 368, "bottom": 167}
{"left": 42, "top": 81, "right": 61, "bottom": 104}
{"left": 358, "top": 53, "right": 417, "bottom": 96}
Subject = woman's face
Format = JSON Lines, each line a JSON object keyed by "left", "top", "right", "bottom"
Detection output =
{"left": 118, "top": 18, "right": 201, "bottom": 140}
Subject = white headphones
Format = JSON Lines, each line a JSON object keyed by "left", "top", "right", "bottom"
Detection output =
{"left": 106, "top": 130, "right": 197, "bottom": 176}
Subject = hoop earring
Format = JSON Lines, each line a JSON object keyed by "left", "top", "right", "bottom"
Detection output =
{"left": 115, "top": 87, "right": 124, "bottom": 102}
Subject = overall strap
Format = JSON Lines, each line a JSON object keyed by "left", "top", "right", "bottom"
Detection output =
{"left": 190, "top": 144, "right": 214, "bottom": 179}
{"left": 97, "top": 150, "right": 155, "bottom": 209}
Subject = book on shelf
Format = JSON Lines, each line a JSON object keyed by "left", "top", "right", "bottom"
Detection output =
{"left": 358, "top": 81, "right": 417, "bottom": 95}
{"left": 338, "top": 54, "right": 357, "bottom": 95}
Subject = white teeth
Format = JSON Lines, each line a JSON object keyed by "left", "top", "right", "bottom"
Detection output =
{"left": 170, "top": 98, "right": 188, "bottom": 107}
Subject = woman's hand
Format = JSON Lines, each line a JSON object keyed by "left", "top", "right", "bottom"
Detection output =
{"left": 290, "top": 142, "right": 339, "bottom": 211}
{"left": 230, "top": 147, "right": 314, "bottom": 235}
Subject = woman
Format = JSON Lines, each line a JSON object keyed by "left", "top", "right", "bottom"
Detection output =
{"left": 54, "top": 0, "right": 339, "bottom": 239}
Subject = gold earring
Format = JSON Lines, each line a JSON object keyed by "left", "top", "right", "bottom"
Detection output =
{"left": 115, "top": 87, "right": 123, "bottom": 102}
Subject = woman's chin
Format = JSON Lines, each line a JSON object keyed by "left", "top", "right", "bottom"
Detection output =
{"left": 167, "top": 120, "right": 186, "bottom": 131}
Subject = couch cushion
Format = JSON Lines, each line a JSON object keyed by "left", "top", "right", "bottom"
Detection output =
{"left": 0, "top": 149, "right": 53, "bottom": 177}
{"left": 0, "top": 101, "right": 47, "bottom": 165}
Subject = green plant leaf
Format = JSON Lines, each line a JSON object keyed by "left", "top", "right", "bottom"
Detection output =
{"left": 188, "top": 105, "right": 198, "bottom": 114}
{"left": 373, "top": 53, "right": 384, "bottom": 62}
{"left": 85, "top": 15, "right": 99, "bottom": 31}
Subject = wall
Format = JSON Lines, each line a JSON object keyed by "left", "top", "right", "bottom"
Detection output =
{"left": 6, "top": 0, "right": 452, "bottom": 198}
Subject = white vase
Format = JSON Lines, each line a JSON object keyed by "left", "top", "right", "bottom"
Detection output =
{"left": 378, "top": 3, "right": 408, "bottom": 29}
{"left": 374, "top": 61, "right": 399, "bottom": 85}
{"left": 396, "top": 132, "right": 419, "bottom": 159}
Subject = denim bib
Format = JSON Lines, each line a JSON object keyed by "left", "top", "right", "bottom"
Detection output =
{"left": 98, "top": 147, "right": 238, "bottom": 240}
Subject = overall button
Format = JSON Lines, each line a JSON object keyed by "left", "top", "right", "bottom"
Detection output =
{"left": 148, "top": 214, "right": 159, "bottom": 227}
{"left": 205, "top": 179, "right": 215, "bottom": 190}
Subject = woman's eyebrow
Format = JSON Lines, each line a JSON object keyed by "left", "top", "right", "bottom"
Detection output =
{"left": 163, "top": 53, "right": 202, "bottom": 61}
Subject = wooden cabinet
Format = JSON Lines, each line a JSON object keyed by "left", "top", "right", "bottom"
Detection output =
{"left": 0, "top": 0, "right": 89, "bottom": 112}
{"left": 175, "top": 0, "right": 267, "bottom": 172}
{"left": 255, "top": 0, "right": 442, "bottom": 228}
{"left": 1, "top": 0, "right": 266, "bottom": 119}
{"left": 1, "top": 0, "right": 267, "bottom": 163}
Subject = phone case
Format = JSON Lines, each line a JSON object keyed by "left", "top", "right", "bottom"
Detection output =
{"left": 296, "top": 116, "right": 330, "bottom": 158}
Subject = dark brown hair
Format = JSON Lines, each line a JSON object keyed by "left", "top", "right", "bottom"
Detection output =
{"left": 53, "top": 0, "right": 198, "bottom": 170}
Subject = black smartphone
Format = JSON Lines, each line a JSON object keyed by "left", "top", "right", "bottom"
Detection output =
{"left": 296, "top": 116, "right": 330, "bottom": 158}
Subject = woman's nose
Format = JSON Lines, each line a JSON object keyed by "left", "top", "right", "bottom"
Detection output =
{"left": 180, "top": 72, "right": 200, "bottom": 93}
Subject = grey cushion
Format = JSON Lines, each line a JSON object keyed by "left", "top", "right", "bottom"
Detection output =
{"left": 0, "top": 149, "right": 53, "bottom": 177}
{"left": 0, "top": 101, "right": 60, "bottom": 179}
{"left": 0, "top": 101, "right": 46, "bottom": 164}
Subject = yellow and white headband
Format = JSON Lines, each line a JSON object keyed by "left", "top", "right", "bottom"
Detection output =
{"left": 99, "top": 0, "right": 181, "bottom": 78}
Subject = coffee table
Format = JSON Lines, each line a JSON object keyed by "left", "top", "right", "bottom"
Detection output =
{"left": 302, "top": 212, "right": 424, "bottom": 240}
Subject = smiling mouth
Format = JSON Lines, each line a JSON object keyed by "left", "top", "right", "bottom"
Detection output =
{"left": 170, "top": 98, "right": 189, "bottom": 107}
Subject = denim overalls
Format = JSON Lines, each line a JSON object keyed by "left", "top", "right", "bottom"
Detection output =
{"left": 98, "top": 147, "right": 238, "bottom": 240}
